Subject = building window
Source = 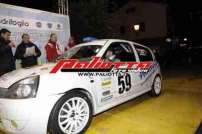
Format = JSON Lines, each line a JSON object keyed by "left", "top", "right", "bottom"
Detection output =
{"left": 133, "top": 22, "right": 145, "bottom": 32}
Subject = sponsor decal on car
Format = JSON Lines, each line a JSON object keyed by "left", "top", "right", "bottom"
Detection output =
{"left": 139, "top": 62, "right": 158, "bottom": 79}
{"left": 101, "top": 95, "right": 113, "bottom": 102}
{"left": 50, "top": 57, "right": 152, "bottom": 73}
{"left": 102, "top": 90, "right": 111, "bottom": 96}
{"left": 101, "top": 80, "right": 112, "bottom": 87}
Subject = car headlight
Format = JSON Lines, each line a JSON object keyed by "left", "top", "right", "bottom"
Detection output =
{"left": 6, "top": 76, "right": 39, "bottom": 99}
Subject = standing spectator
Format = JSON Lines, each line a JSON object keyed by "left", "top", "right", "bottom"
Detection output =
{"left": 0, "top": 29, "right": 16, "bottom": 76}
{"left": 153, "top": 48, "right": 160, "bottom": 62}
{"left": 45, "top": 33, "right": 61, "bottom": 62}
{"left": 65, "top": 36, "right": 76, "bottom": 51}
{"left": 15, "top": 33, "right": 41, "bottom": 68}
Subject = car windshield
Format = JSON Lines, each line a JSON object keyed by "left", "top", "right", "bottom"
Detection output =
{"left": 58, "top": 45, "right": 102, "bottom": 61}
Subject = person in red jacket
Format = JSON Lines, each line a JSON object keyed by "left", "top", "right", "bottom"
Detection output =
{"left": 45, "top": 33, "right": 61, "bottom": 62}
{"left": 65, "top": 36, "right": 76, "bottom": 51}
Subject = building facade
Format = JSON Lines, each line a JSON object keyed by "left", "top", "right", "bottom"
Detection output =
{"left": 107, "top": 1, "right": 168, "bottom": 46}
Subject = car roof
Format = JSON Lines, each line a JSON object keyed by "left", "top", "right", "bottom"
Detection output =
{"left": 76, "top": 39, "right": 151, "bottom": 50}
{"left": 77, "top": 39, "right": 131, "bottom": 46}
{"left": 76, "top": 40, "right": 108, "bottom": 47}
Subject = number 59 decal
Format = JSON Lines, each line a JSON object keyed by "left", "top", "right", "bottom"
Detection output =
{"left": 118, "top": 73, "right": 131, "bottom": 94}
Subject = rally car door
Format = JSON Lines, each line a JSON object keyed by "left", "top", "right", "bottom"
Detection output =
{"left": 134, "top": 45, "right": 155, "bottom": 93}
{"left": 101, "top": 42, "right": 140, "bottom": 103}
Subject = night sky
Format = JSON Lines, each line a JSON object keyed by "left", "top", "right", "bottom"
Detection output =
{"left": 0, "top": 0, "right": 168, "bottom": 11}
{"left": 1, "top": 0, "right": 202, "bottom": 42}
{"left": 0, "top": 0, "right": 54, "bottom": 11}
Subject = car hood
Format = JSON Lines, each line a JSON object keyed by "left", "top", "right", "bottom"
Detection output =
{"left": 0, "top": 63, "right": 55, "bottom": 88}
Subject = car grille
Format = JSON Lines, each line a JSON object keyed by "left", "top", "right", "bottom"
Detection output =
{"left": 0, "top": 87, "right": 8, "bottom": 98}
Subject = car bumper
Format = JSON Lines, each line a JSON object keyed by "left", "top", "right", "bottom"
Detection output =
{"left": 0, "top": 95, "right": 62, "bottom": 134}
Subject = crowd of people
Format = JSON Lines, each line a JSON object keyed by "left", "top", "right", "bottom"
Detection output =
{"left": 0, "top": 28, "right": 76, "bottom": 76}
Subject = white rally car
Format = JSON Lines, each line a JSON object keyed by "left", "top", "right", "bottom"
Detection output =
{"left": 0, "top": 39, "right": 162, "bottom": 134}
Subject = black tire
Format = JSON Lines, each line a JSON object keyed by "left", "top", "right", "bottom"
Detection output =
{"left": 47, "top": 91, "right": 93, "bottom": 134}
{"left": 150, "top": 75, "right": 162, "bottom": 97}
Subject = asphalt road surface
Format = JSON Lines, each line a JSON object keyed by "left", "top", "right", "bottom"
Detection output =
{"left": 86, "top": 66, "right": 202, "bottom": 134}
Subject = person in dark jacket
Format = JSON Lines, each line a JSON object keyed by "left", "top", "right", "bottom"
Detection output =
{"left": 15, "top": 33, "right": 41, "bottom": 68}
{"left": 0, "top": 29, "right": 16, "bottom": 76}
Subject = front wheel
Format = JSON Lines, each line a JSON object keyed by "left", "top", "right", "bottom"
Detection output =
{"left": 150, "top": 75, "right": 162, "bottom": 96}
{"left": 47, "top": 92, "right": 93, "bottom": 134}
